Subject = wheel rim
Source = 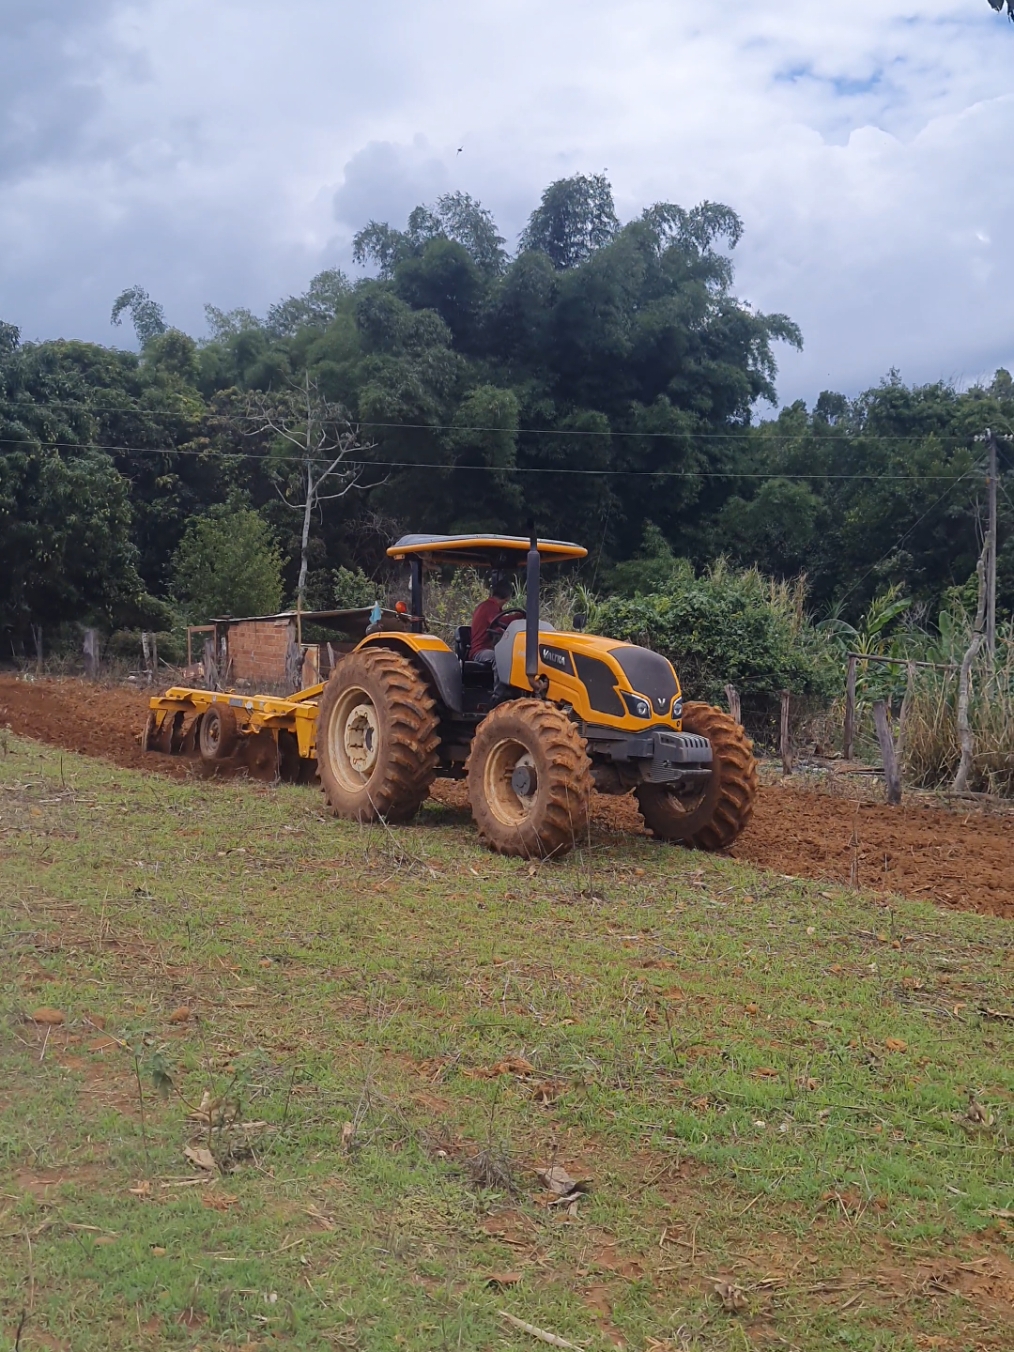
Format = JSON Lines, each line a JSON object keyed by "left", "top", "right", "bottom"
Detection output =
{"left": 655, "top": 782, "right": 710, "bottom": 818}
{"left": 483, "top": 738, "right": 539, "bottom": 826}
{"left": 206, "top": 713, "right": 222, "bottom": 752}
{"left": 328, "top": 686, "right": 380, "bottom": 790}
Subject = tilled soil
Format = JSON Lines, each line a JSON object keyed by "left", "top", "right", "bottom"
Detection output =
{"left": 2, "top": 673, "right": 1013, "bottom": 919}
{"left": 0, "top": 674, "right": 188, "bottom": 776}
{"left": 588, "top": 786, "right": 1014, "bottom": 921}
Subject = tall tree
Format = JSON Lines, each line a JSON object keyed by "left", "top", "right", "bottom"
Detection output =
{"left": 353, "top": 192, "right": 507, "bottom": 279}
{"left": 518, "top": 173, "right": 619, "bottom": 270}
{"left": 244, "top": 375, "right": 376, "bottom": 609}
{"left": 110, "top": 286, "right": 168, "bottom": 346}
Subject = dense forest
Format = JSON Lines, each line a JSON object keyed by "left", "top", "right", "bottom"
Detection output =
{"left": 1, "top": 173, "right": 1012, "bottom": 661}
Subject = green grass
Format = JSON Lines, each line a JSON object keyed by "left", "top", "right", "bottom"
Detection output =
{"left": 1, "top": 734, "right": 1013, "bottom": 1351}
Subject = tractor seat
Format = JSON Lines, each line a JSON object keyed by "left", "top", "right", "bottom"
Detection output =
{"left": 455, "top": 624, "right": 493, "bottom": 684}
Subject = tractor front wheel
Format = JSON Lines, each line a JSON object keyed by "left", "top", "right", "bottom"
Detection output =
{"left": 635, "top": 701, "right": 756, "bottom": 851}
{"left": 467, "top": 700, "right": 593, "bottom": 858}
{"left": 317, "top": 648, "right": 440, "bottom": 823}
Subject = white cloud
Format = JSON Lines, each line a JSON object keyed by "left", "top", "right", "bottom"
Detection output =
{"left": 0, "top": 0, "right": 1011, "bottom": 402}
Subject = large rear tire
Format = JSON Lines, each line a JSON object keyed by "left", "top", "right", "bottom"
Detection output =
{"left": 635, "top": 701, "right": 756, "bottom": 851}
{"left": 317, "top": 648, "right": 440, "bottom": 823}
{"left": 467, "top": 700, "right": 593, "bottom": 858}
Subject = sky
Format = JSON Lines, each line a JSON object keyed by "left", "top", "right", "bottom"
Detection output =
{"left": 1, "top": 0, "right": 1012, "bottom": 407}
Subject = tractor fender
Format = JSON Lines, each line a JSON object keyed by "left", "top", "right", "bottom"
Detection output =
{"left": 356, "top": 634, "right": 463, "bottom": 713}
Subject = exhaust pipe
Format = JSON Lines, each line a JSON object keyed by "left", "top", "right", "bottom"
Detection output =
{"left": 526, "top": 527, "right": 540, "bottom": 683}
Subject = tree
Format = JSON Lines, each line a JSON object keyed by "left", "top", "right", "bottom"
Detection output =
{"left": 0, "top": 447, "right": 160, "bottom": 640}
{"left": 110, "top": 286, "right": 168, "bottom": 346}
{"left": 988, "top": 0, "right": 1014, "bottom": 20}
{"left": 353, "top": 192, "right": 507, "bottom": 278}
{"left": 2, "top": 174, "right": 814, "bottom": 626}
{"left": 244, "top": 375, "right": 376, "bottom": 609}
{"left": 519, "top": 174, "right": 619, "bottom": 270}
{"left": 265, "top": 268, "right": 351, "bottom": 339}
{"left": 171, "top": 501, "right": 284, "bottom": 621}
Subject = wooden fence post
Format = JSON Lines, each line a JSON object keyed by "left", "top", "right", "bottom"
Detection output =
{"left": 780, "top": 690, "right": 792, "bottom": 775}
{"left": 202, "top": 637, "right": 218, "bottom": 691}
{"left": 82, "top": 629, "right": 99, "bottom": 680}
{"left": 896, "top": 661, "right": 916, "bottom": 765}
{"left": 954, "top": 535, "right": 989, "bottom": 792}
{"left": 872, "top": 700, "right": 902, "bottom": 805}
{"left": 285, "top": 639, "right": 303, "bottom": 694}
{"left": 843, "top": 654, "right": 857, "bottom": 761}
{"left": 724, "top": 683, "right": 741, "bottom": 726}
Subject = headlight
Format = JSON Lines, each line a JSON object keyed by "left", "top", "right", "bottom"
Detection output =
{"left": 671, "top": 698, "right": 683, "bottom": 719}
{"left": 621, "top": 691, "right": 652, "bottom": 720}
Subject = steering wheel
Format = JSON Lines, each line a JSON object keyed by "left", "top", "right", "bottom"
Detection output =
{"left": 487, "top": 608, "right": 526, "bottom": 644}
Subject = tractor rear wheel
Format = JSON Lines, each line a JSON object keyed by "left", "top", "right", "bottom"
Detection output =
{"left": 635, "top": 701, "right": 756, "bottom": 851}
{"left": 467, "top": 700, "right": 593, "bottom": 858}
{"left": 199, "top": 705, "right": 239, "bottom": 761}
{"left": 317, "top": 647, "right": 440, "bottom": 823}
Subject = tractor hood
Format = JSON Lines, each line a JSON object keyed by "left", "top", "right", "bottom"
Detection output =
{"left": 609, "top": 645, "right": 680, "bottom": 717}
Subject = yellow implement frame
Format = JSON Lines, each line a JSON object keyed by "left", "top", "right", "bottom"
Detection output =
{"left": 145, "top": 684, "right": 324, "bottom": 762}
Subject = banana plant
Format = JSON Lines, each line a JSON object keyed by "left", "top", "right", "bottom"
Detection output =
{"left": 819, "top": 586, "right": 914, "bottom": 703}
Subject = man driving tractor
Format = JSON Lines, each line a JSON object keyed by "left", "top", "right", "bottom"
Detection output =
{"left": 469, "top": 577, "right": 516, "bottom": 661}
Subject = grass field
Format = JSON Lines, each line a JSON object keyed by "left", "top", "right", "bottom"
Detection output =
{"left": 2, "top": 734, "right": 1013, "bottom": 1351}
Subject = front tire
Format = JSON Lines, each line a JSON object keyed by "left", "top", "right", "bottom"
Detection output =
{"left": 317, "top": 648, "right": 440, "bottom": 823}
{"left": 635, "top": 701, "right": 756, "bottom": 851}
{"left": 466, "top": 700, "right": 593, "bottom": 858}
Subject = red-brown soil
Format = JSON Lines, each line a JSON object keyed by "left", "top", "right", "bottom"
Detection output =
{"left": 584, "top": 785, "right": 1014, "bottom": 920}
{"left": 3, "top": 674, "right": 1013, "bottom": 919}
{"left": 0, "top": 674, "right": 187, "bottom": 775}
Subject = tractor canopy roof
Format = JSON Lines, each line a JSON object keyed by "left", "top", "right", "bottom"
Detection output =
{"left": 387, "top": 533, "right": 587, "bottom": 568}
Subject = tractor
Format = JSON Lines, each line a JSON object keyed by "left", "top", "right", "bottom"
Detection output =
{"left": 145, "top": 531, "right": 756, "bottom": 857}
{"left": 318, "top": 531, "right": 755, "bottom": 855}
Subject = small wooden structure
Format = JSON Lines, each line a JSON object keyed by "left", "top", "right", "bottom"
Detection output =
{"left": 185, "top": 608, "right": 408, "bottom": 693}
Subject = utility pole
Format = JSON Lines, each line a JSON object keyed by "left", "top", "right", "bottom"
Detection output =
{"left": 986, "top": 428, "right": 998, "bottom": 660}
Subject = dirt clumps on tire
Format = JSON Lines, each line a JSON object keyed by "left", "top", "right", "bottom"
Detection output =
{"left": 636, "top": 700, "right": 756, "bottom": 851}
{"left": 317, "top": 647, "right": 439, "bottom": 823}
{"left": 466, "top": 699, "right": 593, "bottom": 858}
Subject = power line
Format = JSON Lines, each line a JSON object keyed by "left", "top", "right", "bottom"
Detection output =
{"left": 834, "top": 462, "right": 985, "bottom": 607}
{"left": 0, "top": 438, "right": 988, "bottom": 482}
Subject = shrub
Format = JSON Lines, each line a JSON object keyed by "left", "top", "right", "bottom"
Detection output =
{"left": 332, "top": 565, "right": 376, "bottom": 609}
{"left": 171, "top": 502, "right": 284, "bottom": 622}
{"left": 106, "top": 627, "right": 188, "bottom": 665}
{"left": 593, "top": 558, "right": 838, "bottom": 706}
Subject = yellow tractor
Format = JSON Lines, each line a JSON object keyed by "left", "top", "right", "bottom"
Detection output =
{"left": 145, "top": 532, "right": 756, "bottom": 857}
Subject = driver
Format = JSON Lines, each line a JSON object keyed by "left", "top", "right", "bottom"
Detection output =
{"left": 469, "top": 577, "right": 516, "bottom": 661}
